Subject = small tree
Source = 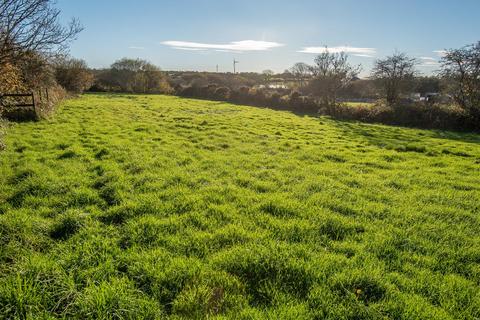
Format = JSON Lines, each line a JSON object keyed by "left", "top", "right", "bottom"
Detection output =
{"left": 371, "top": 52, "right": 417, "bottom": 105}
{"left": 308, "top": 49, "right": 361, "bottom": 110}
{"left": 55, "top": 57, "right": 93, "bottom": 93}
{"left": 262, "top": 69, "right": 274, "bottom": 84}
{"left": 289, "top": 62, "right": 312, "bottom": 88}
{"left": 440, "top": 42, "right": 480, "bottom": 120}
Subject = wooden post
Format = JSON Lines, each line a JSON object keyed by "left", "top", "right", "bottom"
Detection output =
{"left": 31, "top": 93, "right": 35, "bottom": 111}
{"left": 45, "top": 88, "right": 49, "bottom": 101}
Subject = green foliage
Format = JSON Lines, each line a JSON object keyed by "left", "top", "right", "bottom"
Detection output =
{"left": 94, "top": 58, "right": 173, "bottom": 94}
{"left": 0, "top": 94, "right": 479, "bottom": 318}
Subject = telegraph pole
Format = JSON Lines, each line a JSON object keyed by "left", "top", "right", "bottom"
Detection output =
{"left": 233, "top": 58, "right": 239, "bottom": 74}
{"left": 216, "top": 64, "right": 219, "bottom": 73}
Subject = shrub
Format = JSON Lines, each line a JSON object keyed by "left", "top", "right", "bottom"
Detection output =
{"left": 35, "top": 84, "right": 67, "bottom": 119}
{"left": 213, "top": 86, "right": 230, "bottom": 100}
{"left": 178, "top": 85, "right": 197, "bottom": 97}
{"left": 269, "top": 92, "right": 282, "bottom": 107}
{"left": 54, "top": 57, "right": 94, "bottom": 93}
{"left": 93, "top": 58, "right": 173, "bottom": 94}
{"left": 0, "top": 62, "right": 26, "bottom": 94}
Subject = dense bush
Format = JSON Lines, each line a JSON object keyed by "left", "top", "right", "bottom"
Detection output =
{"left": 54, "top": 58, "right": 94, "bottom": 93}
{"left": 92, "top": 58, "right": 173, "bottom": 94}
{"left": 0, "top": 62, "right": 26, "bottom": 94}
{"left": 214, "top": 87, "right": 230, "bottom": 100}
{"left": 327, "top": 102, "right": 476, "bottom": 131}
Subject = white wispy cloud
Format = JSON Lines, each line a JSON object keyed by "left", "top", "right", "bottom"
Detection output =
{"left": 298, "top": 46, "right": 376, "bottom": 57}
{"left": 352, "top": 54, "right": 375, "bottom": 58}
{"left": 433, "top": 50, "right": 447, "bottom": 57}
{"left": 419, "top": 56, "right": 440, "bottom": 67}
{"left": 162, "top": 40, "right": 284, "bottom": 52}
{"left": 128, "top": 46, "right": 145, "bottom": 50}
{"left": 174, "top": 47, "right": 207, "bottom": 51}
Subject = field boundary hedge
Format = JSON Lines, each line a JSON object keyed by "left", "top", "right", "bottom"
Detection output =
{"left": 174, "top": 85, "right": 479, "bottom": 133}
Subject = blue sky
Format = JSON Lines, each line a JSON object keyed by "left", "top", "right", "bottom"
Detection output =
{"left": 57, "top": 0, "right": 480, "bottom": 75}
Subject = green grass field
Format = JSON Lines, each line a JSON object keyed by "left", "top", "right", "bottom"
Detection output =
{"left": 0, "top": 94, "right": 479, "bottom": 319}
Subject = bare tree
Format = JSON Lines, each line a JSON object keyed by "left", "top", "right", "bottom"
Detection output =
{"left": 440, "top": 42, "right": 480, "bottom": 120}
{"left": 0, "top": 0, "right": 83, "bottom": 64}
{"left": 289, "top": 62, "right": 312, "bottom": 88}
{"left": 262, "top": 69, "right": 274, "bottom": 84}
{"left": 371, "top": 52, "right": 417, "bottom": 105}
{"left": 308, "top": 49, "right": 361, "bottom": 110}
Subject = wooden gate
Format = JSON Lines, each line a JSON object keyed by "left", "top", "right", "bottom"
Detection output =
{"left": 0, "top": 93, "right": 37, "bottom": 120}
{"left": 0, "top": 93, "right": 35, "bottom": 109}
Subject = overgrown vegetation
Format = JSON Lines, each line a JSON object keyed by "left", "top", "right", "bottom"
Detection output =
{"left": 0, "top": 0, "right": 84, "bottom": 120}
{"left": 0, "top": 94, "right": 479, "bottom": 319}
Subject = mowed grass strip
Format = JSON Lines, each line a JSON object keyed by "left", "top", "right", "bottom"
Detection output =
{"left": 0, "top": 93, "right": 479, "bottom": 319}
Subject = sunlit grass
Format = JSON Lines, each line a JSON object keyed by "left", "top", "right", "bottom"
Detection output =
{"left": 343, "top": 102, "right": 375, "bottom": 108}
{"left": 0, "top": 93, "right": 479, "bottom": 319}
